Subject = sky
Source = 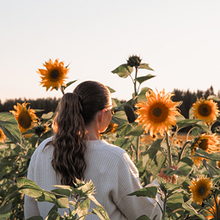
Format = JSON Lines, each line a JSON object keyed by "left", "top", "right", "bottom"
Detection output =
{"left": 1, "top": 0, "right": 220, "bottom": 103}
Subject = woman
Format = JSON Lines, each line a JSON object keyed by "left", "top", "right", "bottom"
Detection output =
{"left": 24, "top": 81, "right": 163, "bottom": 219}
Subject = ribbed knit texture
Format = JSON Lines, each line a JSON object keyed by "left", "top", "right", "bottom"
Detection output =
{"left": 24, "top": 137, "right": 163, "bottom": 219}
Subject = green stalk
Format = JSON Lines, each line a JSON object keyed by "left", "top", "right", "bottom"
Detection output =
{"left": 162, "top": 193, "right": 167, "bottom": 220}
{"left": 136, "top": 136, "right": 140, "bottom": 164}
{"left": 134, "top": 66, "right": 138, "bottom": 98}
{"left": 165, "top": 132, "right": 172, "bottom": 167}
{"left": 178, "top": 141, "right": 191, "bottom": 162}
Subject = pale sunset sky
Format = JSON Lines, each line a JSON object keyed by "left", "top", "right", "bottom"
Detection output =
{"left": 1, "top": 0, "right": 220, "bottom": 102}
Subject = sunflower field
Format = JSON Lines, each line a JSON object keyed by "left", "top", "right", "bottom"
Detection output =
{"left": 1, "top": 56, "right": 220, "bottom": 219}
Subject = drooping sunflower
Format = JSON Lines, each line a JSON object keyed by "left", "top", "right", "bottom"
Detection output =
{"left": 189, "top": 177, "right": 212, "bottom": 205}
{"left": 135, "top": 89, "right": 181, "bottom": 136}
{"left": 37, "top": 59, "right": 69, "bottom": 91}
{"left": 0, "top": 128, "right": 6, "bottom": 143}
{"left": 10, "top": 102, "right": 38, "bottom": 135}
{"left": 192, "top": 98, "right": 219, "bottom": 124}
{"left": 191, "top": 133, "right": 220, "bottom": 166}
{"left": 206, "top": 197, "right": 220, "bottom": 219}
{"left": 35, "top": 124, "right": 50, "bottom": 137}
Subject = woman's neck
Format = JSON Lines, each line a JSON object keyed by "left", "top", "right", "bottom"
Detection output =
{"left": 85, "top": 124, "right": 100, "bottom": 140}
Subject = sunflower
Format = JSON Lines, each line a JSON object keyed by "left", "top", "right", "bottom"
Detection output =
{"left": 135, "top": 89, "right": 181, "bottom": 136}
{"left": 206, "top": 197, "right": 220, "bottom": 219}
{"left": 37, "top": 59, "right": 69, "bottom": 91}
{"left": 191, "top": 133, "right": 220, "bottom": 166}
{"left": 35, "top": 124, "right": 50, "bottom": 137}
{"left": 217, "top": 161, "right": 220, "bottom": 169}
{"left": 0, "top": 128, "right": 6, "bottom": 143}
{"left": 192, "top": 98, "right": 219, "bottom": 124}
{"left": 189, "top": 177, "right": 212, "bottom": 205}
{"left": 10, "top": 102, "right": 38, "bottom": 136}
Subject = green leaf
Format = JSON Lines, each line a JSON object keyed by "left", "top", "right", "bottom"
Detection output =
{"left": 117, "top": 124, "right": 133, "bottom": 136}
{"left": 208, "top": 95, "right": 220, "bottom": 101}
{"left": 56, "top": 197, "right": 69, "bottom": 209}
{"left": 176, "top": 119, "right": 210, "bottom": 133}
{"left": 135, "top": 74, "right": 155, "bottom": 85}
{"left": 17, "top": 178, "right": 43, "bottom": 198}
{"left": 137, "top": 87, "right": 151, "bottom": 102}
{"left": 63, "top": 80, "right": 77, "bottom": 90}
{"left": 41, "top": 111, "right": 54, "bottom": 120}
{"left": 178, "top": 157, "right": 193, "bottom": 176}
{"left": 139, "top": 63, "right": 154, "bottom": 71}
{"left": 128, "top": 186, "right": 157, "bottom": 198}
{"left": 111, "top": 64, "right": 133, "bottom": 78}
{"left": 136, "top": 215, "right": 151, "bottom": 220}
{"left": 124, "top": 105, "right": 136, "bottom": 123}
{"left": 111, "top": 111, "right": 128, "bottom": 126}
{"left": 27, "top": 216, "right": 44, "bottom": 220}
{"left": 106, "top": 86, "right": 116, "bottom": 93}
{"left": 76, "top": 198, "right": 90, "bottom": 218}
{"left": 125, "top": 125, "right": 144, "bottom": 136}
{"left": 146, "top": 138, "right": 163, "bottom": 159}
{"left": 92, "top": 206, "right": 110, "bottom": 220}
{"left": 213, "top": 176, "right": 220, "bottom": 185}
{"left": 0, "top": 202, "right": 12, "bottom": 220}
{"left": 51, "top": 188, "right": 71, "bottom": 197}
{"left": 182, "top": 202, "right": 201, "bottom": 217}
{"left": 192, "top": 148, "right": 220, "bottom": 161}
{"left": 0, "top": 112, "right": 21, "bottom": 144}
{"left": 167, "top": 193, "right": 183, "bottom": 210}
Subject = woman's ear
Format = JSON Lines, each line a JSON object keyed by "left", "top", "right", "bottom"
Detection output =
{"left": 98, "top": 109, "right": 105, "bottom": 122}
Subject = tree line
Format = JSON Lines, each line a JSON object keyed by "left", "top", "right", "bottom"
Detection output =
{"left": 0, "top": 97, "right": 60, "bottom": 118}
{"left": 0, "top": 86, "right": 219, "bottom": 120}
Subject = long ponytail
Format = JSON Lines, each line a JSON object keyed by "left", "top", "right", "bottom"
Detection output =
{"left": 51, "top": 93, "right": 86, "bottom": 187}
{"left": 51, "top": 81, "right": 111, "bottom": 187}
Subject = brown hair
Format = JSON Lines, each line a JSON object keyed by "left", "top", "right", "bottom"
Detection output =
{"left": 51, "top": 81, "right": 110, "bottom": 187}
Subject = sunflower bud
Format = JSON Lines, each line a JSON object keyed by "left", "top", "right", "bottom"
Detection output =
{"left": 35, "top": 124, "right": 49, "bottom": 137}
{"left": 127, "top": 55, "right": 142, "bottom": 67}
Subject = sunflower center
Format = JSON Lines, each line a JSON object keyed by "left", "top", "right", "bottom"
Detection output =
{"left": 50, "top": 69, "right": 60, "bottom": 81}
{"left": 198, "top": 104, "right": 211, "bottom": 117}
{"left": 149, "top": 103, "right": 169, "bottom": 123}
{"left": 199, "top": 139, "right": 208, "bottom": 151}
{"left": 18, "top": 111, "right": 32, "bottom": 129}
{"left": 198, "top": 185, "right": 206, "bottom": 196}
{"left": 153, "top": 107, "right": 162, "bottom": 117}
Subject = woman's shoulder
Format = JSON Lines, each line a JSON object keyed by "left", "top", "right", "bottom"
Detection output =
{"left": 31, "top": 136, "right": 53, "bottom": 158}
{"left": 86, "top": 139, "right": 127, "bottom": 158}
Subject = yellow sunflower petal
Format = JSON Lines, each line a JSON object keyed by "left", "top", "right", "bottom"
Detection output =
{"left": 191, "top": 133, "right": 220, "bottom": 166}
{"left": 206, "top": 197, "right": 220, "bottom": 219}
{"left": 0, "top": 128, "right": 6, "bottom": 143}
{"left": 192, "top": 98, "right": 219, "bottom": 124}
{"left": 135, "top": 89, "right": 181, "bottom": 136}
{"left": 189, "top": 177, "right": 212, "bottom": 205}
{"left": 37, "top": 59, "right": 69, "bottom": 91}
{"left": 10, "top": 102, "right": 38, "bottom": 136}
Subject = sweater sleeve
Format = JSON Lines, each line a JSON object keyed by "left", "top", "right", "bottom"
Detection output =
{"left": 114, "top": 152, "right": 163, "bottom": 220}
{"left": 24, "top": 150, "right": 40, "bottom": 219}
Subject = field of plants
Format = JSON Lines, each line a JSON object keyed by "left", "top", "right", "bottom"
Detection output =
{"left": 1, "top": 56, "right": 220, "bottom": 219}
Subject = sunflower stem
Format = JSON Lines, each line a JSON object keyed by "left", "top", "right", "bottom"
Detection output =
{"left": 162, "top": 193, "right": 167, "bottom": 220}
{"left": 134, "top": 66, "right": 138, "bottom": 98}
{"left": 214, "top": 194, "right": 219, "bottom": 220}
{"left": 165, "top": 132, "right": 172, "bottom": 167}
{"left": 135, "top": 136, "right": 139, "bottom": 164}
{"left": 178, "top": 140, "right": 191, "bottom": 162}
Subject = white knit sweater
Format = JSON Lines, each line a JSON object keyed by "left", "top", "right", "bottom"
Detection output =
{"left": 24, "top": 136, "right": 163, "bottom": 219}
